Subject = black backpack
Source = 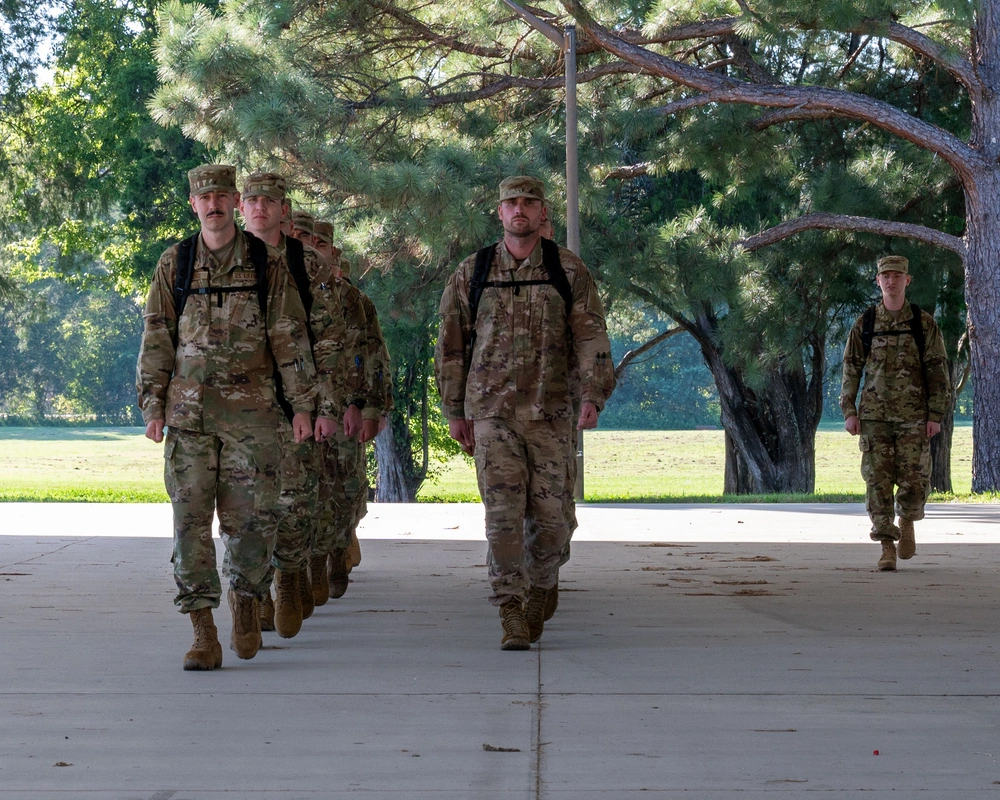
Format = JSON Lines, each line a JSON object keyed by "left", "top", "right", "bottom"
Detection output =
{"left": 468, "top": 238, "right": 573, "bottom": 332}
{"left": 861, "top": 301, "right": 928, "bottom": 396}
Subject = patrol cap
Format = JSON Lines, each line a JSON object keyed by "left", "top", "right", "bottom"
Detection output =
{"left": 290, "top": 210, "right": 315, "bottom": 235}
{"left": 499, "top": 175, "right": 545, "bottom": 204}
{"left": 188, "top": 164, "right": 238, "bottom": 196}
{"left": 313, "top": 221, "right": 334, "bottom": 244}
{"left": 242, "top": 171, "right": 286, "bottom": 201}
{"left": 877, "top": 255, "right": 909, "bottom": 274}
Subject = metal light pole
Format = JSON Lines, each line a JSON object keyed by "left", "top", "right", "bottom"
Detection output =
{"left": 500, "top": 1, "right": 585, "bottom": 499}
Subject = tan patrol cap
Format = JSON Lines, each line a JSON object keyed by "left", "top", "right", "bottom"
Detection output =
{"left": 188, "top": 164, "right": 237, "bottom": 196}
{"left": 242, "top": 171, "right": 286, "bottom": 200}
{"left": 877, "top": 255, "right": 909, "bottom": 274}
{"left": 313, "top": 220, "right": 334, "bottom": 244}
{"left": 499, "top": 175, "right": 545, "bottom": 204}
{"left": 290, "top": 210, "right": 315, "bottom": 235}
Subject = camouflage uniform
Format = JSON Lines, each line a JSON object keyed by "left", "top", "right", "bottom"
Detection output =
{"left": 137, "top": 223, "right": 316, "bottom": 614}
{"left": 841, "top": 300, "right": 951, "bottom": 542}
{"left": 435, "top": 235, "right": 615, "bottom": 606}
{"left": 315, "top": 272, "right": 373, "bottom": 556}
{"left": 271, "top": 236, "right": 353, "bottom": 572}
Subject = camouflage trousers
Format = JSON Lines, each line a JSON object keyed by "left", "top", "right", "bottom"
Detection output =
{"left": 315, "top": 431, "right": 367, "bottom": 554}
{"left": 163, "top": 426, "right": 280, "bottom": 614}
{"left": 859, "top": 419, "right": 931, "bottom": 542}
{"left": 474, "top": 417, "right": 573, "bottom": 607}
{"left": 270, "top": 423, "right": 320, "bottom": 572}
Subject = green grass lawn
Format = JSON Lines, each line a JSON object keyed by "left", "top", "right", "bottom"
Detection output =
{"left": 0, "top": 423, "right": 975, "bottom": 503}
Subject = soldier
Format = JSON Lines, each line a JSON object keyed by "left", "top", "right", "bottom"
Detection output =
{"left": 136, "top": 164, "right": 316, "bottom": 669}
{"left": 435, "top": 176, "right": 615, "bottom": 650}
{"left": 840, "top": 255, "right": 951, "bottom": 571}
{"left": 311, "top": 222, "right": 393, "bottom": 596}
{"left": 290, "top": 210, "right": 317, "bottom": 248}
{"left": 239, "top": 172, "right": 361, "bottom": 637}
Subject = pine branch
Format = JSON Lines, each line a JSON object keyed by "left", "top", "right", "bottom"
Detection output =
{"left": 740, "top": 213, "right": 967, "bottom": 257}
{"left": 614, "top": 326, "right": 685, "bottom": 379}
{"left": 560, "top": 1, "right": 984, "bottom": 183}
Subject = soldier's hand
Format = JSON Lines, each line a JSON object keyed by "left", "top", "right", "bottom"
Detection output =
{"left": 577, "top": 402, "right": 599, "bottom": 430}
{"left": 449, "top": 418, "right": 475, "bottom": 453}
{"left": 360, "top": 418, "right": 379, "bottom": 443}
{"left": 292, "top": 412, "right": 314, "bottom": 443}
{"left": 845, "top": 416, "right": 861, "bottom": 436}
{"left": 343, "top": 404, "right": 363, "bottom": 439}
{"left": 927, "top": 420, "right": 942, "bottom": 438}
{"left": 315, "top": 416, "right": 339, "bottom": 441}
{"left": 145, "top": 419, "right": 164, "bottom": 443}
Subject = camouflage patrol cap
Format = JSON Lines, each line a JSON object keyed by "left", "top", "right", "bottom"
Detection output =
{"left": 877, "top": 255, "right": 909, "bottom": 275}
{"left": 188, "top": 164, "right": 238, "bottom": 196}
{"left": 290, "top": 210, "right": 315, "bottom": 235}
{"left": 242, "top": 171, "right": 286, "bottom": 200}
{"left": 499, "top": 175, "right": 545, "bottom": 203}
{"left": 313, "top": 220, "right": 334, "bottom": 244}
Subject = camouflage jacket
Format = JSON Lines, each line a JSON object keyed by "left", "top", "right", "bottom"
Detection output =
{"left": 840, "top": 302, "right": 951, "bottom": 424}
{"left": 434, "top": 239, "right": 615, "bottom": 421}
{"left": 357, "top": 289, "right": 394, "bottom": 420}
{"left": 281, "top": 237, "right": 362, "bottom": 422}
{"left": 136, "top": 229, "right": 316, "bottom": 432}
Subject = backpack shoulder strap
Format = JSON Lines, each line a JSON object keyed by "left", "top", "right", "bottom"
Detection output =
{"left": 172, "top": 232, "right": 200, "bottom": 319}
{"left": 468, "top": 243, "right": 497, "bottom": 331}
{"left": 908, "top": 302, "right": 926, "bottom": 358}
{"left": 540, "top": 238, "right": 573, "bottom": 317}
{"left": 861, "top": 305, "right": 877, "bottom": 361}
{"left": 283, "top": 236, "right": 312, "bottom": 318}
{"left": 243, "top": 230, "right": 270, "bottom": 319}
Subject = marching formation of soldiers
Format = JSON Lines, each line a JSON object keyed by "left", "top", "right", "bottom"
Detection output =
{"left": 138, "top": 164, "right": 949, "bottom": 667}
{"left": 136, "top": 165, "right": 392, "bottom": 670}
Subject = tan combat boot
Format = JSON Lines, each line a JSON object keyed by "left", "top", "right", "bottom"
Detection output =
{"left": 525, "top": 586, "right": 550, "bottom": 643}
{"left": 183, "top": 607, "right": 223, "bottom": 671}
{"left": 499, "top": 599, "right": 530, "bottom": 651}
{"left": 310, "top": 554, "right": 329, "bottom": 607}
{"left": 347, "top": 531, "right": 362, "bottom": 572}
{"left": 328, "top": 548, "right": 349, "bottom": 599}
{"left": 299, "top": 564, "right": 315, "bottom": 621}
{"left": 228, "top": 588, "right": 262, "bottom": 659}
{"left": 259, "top": 591, "right": 275, "bottom": 632}
{"left": 543, "top": 580, "right": 559, "bottom": 622}
{"left": 273, "top": 569, "right": 303, "bottom": 638}
{"left": 898, "top": 518, "right": 916, "bottom": 560}
{"left": 878, "top": 540, "right": 897, "bottom": 572}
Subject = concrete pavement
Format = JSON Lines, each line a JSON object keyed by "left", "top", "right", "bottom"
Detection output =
{"left": 2, "top": 501, "right": 1000, "bottom": 798}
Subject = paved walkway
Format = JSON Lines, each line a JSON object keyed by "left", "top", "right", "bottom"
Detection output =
{"left": 2, "top": 502, "right": 1000, "bottom": 798}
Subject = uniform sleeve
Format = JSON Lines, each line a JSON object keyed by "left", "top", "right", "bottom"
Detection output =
{"left": 563, "top": 251, "right": 616, "bottom": 412}
{"left": 361, "top": 301, "right": 393, "bottom": 420}
{"left": 433, "top": 258, "right": 474, "bottom": 420}
{"left": 340, "top": 286, "right": 369, "bottom": 409}
{"left": 922, "top": 313, "right": 952, "bottom": 423}
{"left": 839, "top": 318, "right": 866, "bottom": 420}
{"left": 135, "top": 249, "right": 179, "bottom": 424}
{"left": 265, "top": 254, "right": 317, "bottom": 415}
{"left": 308, "top": 259, "right": 348, "bottom": 421}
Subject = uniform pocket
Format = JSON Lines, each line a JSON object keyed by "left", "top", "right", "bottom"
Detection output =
{"left": 859, "top": 434, "right": 872, "bottom": 453}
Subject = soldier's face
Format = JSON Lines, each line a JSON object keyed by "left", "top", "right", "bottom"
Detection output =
{"left": 290, "top": 227, "right": 315, "bottom": 248}
{"left": 498, "top": 196, "right": 543, "bottom": 238}
{"left": 314, "top": 240, "right": 333, "bottom": 263}
{"left": 240, "top": 195, "right": 286, "bottom": 238}
{"left": 877, "top": 270, "right": 911, "bottom": 303}
{"left": 190, "top": 191, "right": 239, "bottom": 234}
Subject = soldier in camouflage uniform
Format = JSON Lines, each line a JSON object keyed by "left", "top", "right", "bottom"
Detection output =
{"left": 136, "top": 164, "right": 316, "bottom": 669}
{"left": 435, "top": 176, "right": 615, "bottom": 650}
{"left": 311, "top": 223, "right": 394, "bottom": 597}
{"left": 840, "top": 255, "right": 951, "bottom": 571}
{"left": 239, "top": 172, "right": 361, "bottom": 637}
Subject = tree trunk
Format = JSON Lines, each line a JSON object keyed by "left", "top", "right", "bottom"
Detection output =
{"left": 374, "top": 426, "right": 415, "bottom": 502}
{"left": 701, "top": 331, "right": 822, "bottom": 494}
{"left": 930, "top": 408, "right": 955, "bottom": 493}
{"left": 967, "top": 0, "right": 1000, "bottom": 492}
